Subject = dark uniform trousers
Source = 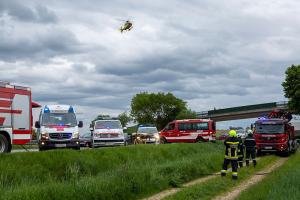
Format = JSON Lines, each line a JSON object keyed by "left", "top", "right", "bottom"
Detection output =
{"left": 245, "top": 149, "right": 256, "bottom": 167}
{"left": 221, "top": 138, "right": 239, "bottom": 179}
{"left": 244, "top": 136, "right": 257, "bottom": 167}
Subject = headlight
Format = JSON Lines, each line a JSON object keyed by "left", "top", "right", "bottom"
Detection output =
{"left": 72, "top": 131, "right": 79, "bottom": 139}
{"left": 41, "top": 132, "right": 49, "bottom": 140}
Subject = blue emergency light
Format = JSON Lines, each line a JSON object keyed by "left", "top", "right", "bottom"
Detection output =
{"left": 44, "top": 106, "right": 50, "bottom": 113}
{"left": 68, "top": 106, "right": 74, "bottom": 113}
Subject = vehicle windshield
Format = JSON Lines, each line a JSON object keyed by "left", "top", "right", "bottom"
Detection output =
{"left": 255, "top": 124, "right": 284, "bottom": 134}
{"left": 95, "top": 120, "right": 122, "bottom": 129}
{"left": 42, "top": 113, "right": 77, "bottom": 126}
{"left": 137, "top": 127, "right": 158, "bottom": 134}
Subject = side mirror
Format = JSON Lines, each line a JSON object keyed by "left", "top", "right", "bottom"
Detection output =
{"left": 35, "top": 121, "right": 40, "bottom": 128}
{"left": 78, "top": 121, "right": 83, "bottom": 128}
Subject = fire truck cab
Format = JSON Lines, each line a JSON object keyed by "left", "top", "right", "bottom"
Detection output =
{"left": 254, "top": 118, "right": 298, "bottom": 155}
{"left": 159, "top": 119, "right": 216, "bottom": 143}
{"left": 0, "top": 81, "right": 38, "bottom": 153}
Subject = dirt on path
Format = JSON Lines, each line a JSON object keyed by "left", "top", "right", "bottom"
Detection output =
{"left": 143, "top": 171, "right": 221, "bottom": 200}
{"left": 212, "top": 157, "right": 288, "bottom": 200}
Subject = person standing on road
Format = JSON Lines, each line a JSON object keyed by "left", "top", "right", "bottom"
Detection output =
{"left": 221, "top": 130, "right": 239, "bottom": 180}
{"left": 237, "top": 135, "right": 244, "bottom": 168}
{"left": 244, "top": 130, "right": 257, "bottom": 167}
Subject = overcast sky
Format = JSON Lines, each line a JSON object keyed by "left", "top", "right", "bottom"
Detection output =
{"left": 1, "top": 0, "right": 299, "bottom": 131}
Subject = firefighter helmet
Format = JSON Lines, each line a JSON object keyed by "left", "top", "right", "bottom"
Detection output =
{"left": 229, "top": 130, "right": 237, "bottom": 137}
{"left": 247, "top": 129, "right": 253, "bottom": 135}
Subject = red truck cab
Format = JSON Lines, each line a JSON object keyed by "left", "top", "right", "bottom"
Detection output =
{"left": 159, "top": 119, "right": 216, "bottom": 143}
{"left": 254, "top": 118, "right": 298, "bottom": 155}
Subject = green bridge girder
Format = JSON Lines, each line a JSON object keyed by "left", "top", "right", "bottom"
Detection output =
{"left": 197, "top": 101, "right": 288, "bottom": 122}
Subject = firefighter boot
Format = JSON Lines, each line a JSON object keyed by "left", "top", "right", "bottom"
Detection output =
{"left": 221, "top": 170, "right": 227, "bottom": 177}
{"left": 246, "top": 159, "right": 250, "bottom": 167}
{"left": 239, "top": 161, "right": 243, "bottom": 168}
{"left": 232, "top": 172, "right": 238, "bottom": 180}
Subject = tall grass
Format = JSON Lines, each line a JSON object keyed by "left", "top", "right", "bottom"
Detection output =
{"left": 164, "top": 155, "right": 278, "bottom": 200}
{"left": 0, "top": 143, "right": 223, "bottom": 200}
{"left": 237, "top": 152, "right": 300, "bottom": 200}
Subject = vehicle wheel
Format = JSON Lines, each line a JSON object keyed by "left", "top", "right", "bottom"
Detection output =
{"left": 160, "top": 137, "right": 167, "bottom": 144}
{"left": 196, "top": 137, "right": 204, "bottom": 143}
{"left": 39, "top": 146, "right": 45, "bottom": 151}
{"left": 73, "top": 146, "right": 80, "bottom": 150}
{"left": 0, "top": 134, "right": 10, "bottom": 153}
{"left": 282, "top": 142, "right": 291, "bottom": 157}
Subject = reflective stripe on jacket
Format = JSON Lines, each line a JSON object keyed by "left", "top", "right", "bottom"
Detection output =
{"left": 224, "top": 137, "right": 239, "bottom": 160}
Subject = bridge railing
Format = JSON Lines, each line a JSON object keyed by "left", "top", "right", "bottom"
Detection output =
{"left": 197, "top": 101, "right": 289, "bottom": 118}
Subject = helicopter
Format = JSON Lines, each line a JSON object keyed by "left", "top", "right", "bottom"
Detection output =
{"left": 119, "top": 20, "right": 133, "bottom": 33}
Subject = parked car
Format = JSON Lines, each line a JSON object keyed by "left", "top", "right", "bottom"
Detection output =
{"left": 80, "top": 132, "right": 92, "bottom": 147}
{"left": 132, "top": 125, "right": 160, "bottom": 144}
{"left": 90, "top": 117, "right": 126, "bottom": 147}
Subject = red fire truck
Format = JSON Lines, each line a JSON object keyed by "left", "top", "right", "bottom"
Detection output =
{"left": 159, "top": 119, "right": 216, "bottom": 143}
{"left": 0, "top": 81, "right": 39, "bottom": 153}
{"left": 254, "top": 111, "right": 298, "bottom": 156}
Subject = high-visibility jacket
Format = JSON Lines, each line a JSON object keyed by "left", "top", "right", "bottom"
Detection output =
{"left": 224, "top": 137, "right": 240, "bottom": 160}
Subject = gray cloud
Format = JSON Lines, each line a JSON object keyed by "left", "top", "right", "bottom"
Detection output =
{"left": 1, "top": 0, "right": 298, "bottom": 130}
{"left": 0, "top": 1, "right": 57, "bottom": 23}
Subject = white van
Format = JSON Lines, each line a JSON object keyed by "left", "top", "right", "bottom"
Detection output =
{"left": 90, "top": 118, "right": 126, "bottom": 147}
{"left": 35, "top": 105, "right": 83, "bottom": 151}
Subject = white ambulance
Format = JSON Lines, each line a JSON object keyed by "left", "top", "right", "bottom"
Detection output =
{"left": 35, "top": 105, "right": 83, "bottom": 151}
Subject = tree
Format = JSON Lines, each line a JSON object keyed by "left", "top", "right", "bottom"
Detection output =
{"left": 282, "top": 64, "right": 300, "bottom": 114}
{"left": 130, "top": 92, "right": 187, "bottom": 130}
{"left": 118, "top": 112, "right": 132, "bottom": 127}
{"left": 176, "top": 109, "right": 198, "bottom": 119}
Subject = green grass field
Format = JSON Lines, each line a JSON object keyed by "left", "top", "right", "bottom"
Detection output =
{"left": 0, "top": 143, "right": 224, "bottom": 200}
{"left": 237, "top": 151, "right": 300, "bottom": 200}
{"left": 164, "top": 155, "right": 278, "bottom": 200}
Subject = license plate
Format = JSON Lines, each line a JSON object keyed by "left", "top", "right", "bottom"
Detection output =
{"left": 264, "top": 146, "right": 272, "bottom": 150}
{"left": 55, "top": 144, "right": 66, "bottom": 148}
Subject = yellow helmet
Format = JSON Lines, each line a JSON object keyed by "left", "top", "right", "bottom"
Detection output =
{"left": 229, "top": 130, "right": 237, "bottom": 137}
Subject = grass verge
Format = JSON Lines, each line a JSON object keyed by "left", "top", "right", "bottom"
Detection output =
{"left": 0, "top": 142, "right": 223, "bottom": 200}
{"left": 164, "top": 155, "right": 278, "bottom": 200}
{"left": 237, "top": 151, "right": 300, "bottom": 200}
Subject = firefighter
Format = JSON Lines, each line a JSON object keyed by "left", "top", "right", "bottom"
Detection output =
{"left": 237, "top": 135, "right": 244, "bottom": 168}
{"left": 244, "top": 129, "right": 257, "bottom": 167}
{"left": 221, "top": 130, "right": 239, "bottom": 180}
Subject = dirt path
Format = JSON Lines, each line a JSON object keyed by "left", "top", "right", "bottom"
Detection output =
{"left": 212, "top": 157, "right": 288, "bottom": 200}
{"left": 143, "top": 158, "right": 264, "bottom": 200}
{"left": 143, "top": 169, "right": 226, "bottom": 200}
